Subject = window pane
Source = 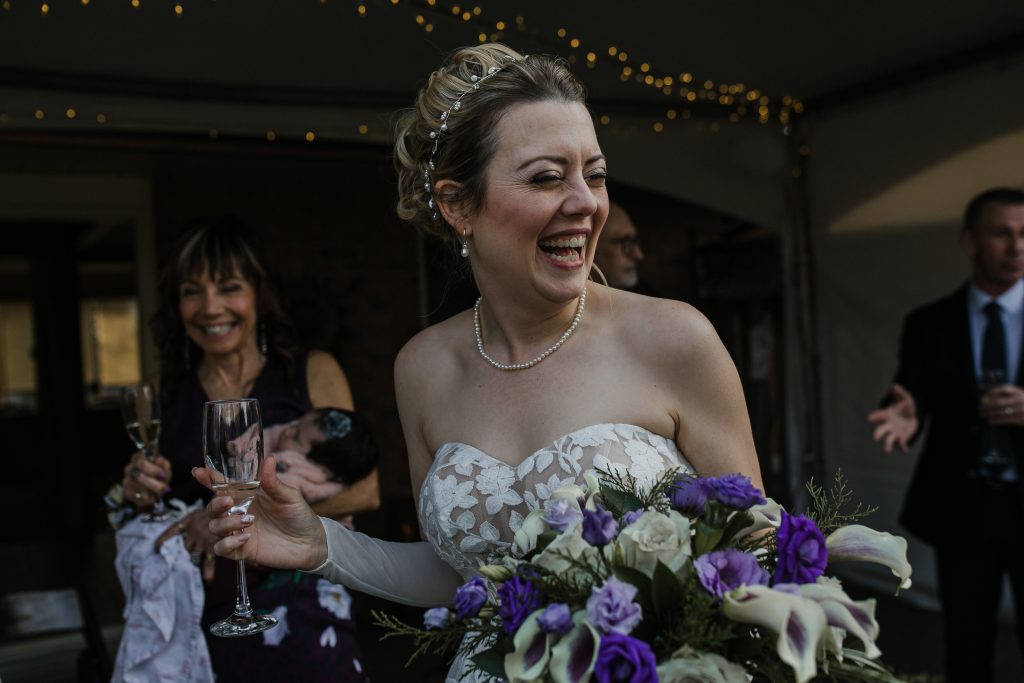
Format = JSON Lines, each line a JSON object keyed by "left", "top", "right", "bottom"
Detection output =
{"left": 0, "top": 301, "right": 37, "bottom": 412}
{"left": 81, "top": 298, "right": 142, "bottom": 405}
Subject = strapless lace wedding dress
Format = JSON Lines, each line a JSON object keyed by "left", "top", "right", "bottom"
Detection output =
{"left": 313, "top": 424, "right": 691, "bottom": 683}
{"left": 419, "top": 423, "right": 692, "bottom": 682}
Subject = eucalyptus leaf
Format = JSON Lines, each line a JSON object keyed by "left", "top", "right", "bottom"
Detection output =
{"left": 600, "top": 483, "right": 644, "bottom": 514}
{"left": 652, "top": 560, "right": 685, "bottom": 620}
{"left": 471, "top": 644, "right": 509, "bottom": 679}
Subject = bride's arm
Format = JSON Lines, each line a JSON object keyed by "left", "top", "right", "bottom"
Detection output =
{"left": 311, "top": 338, "right": 464, "bottom": 604}
{"left": 651, "top": 299, "right": 764, "bottom": 491}
{"left": 200, "top": 460, "right": 462, "bottom": 607}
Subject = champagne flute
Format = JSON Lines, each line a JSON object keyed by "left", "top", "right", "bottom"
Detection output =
{"left": 121, "top": 383, "right": 171, "bottom": 522}
{"left": 203, "top": 398, "right": 278, "bottom": 637}
{"left": 979, "top": 369, "right": 1011, "bottom": 473}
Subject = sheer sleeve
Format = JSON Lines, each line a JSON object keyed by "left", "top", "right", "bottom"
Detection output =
{"left": 306, "top": 516, "right": 462, "bottom": 607}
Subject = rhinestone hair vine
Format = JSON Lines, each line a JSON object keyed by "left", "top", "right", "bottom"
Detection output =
{"left": 423, "top": 54, "right": 520, "bottom": 222}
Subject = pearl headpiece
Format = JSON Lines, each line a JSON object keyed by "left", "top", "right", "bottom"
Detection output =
{"left": 423, "top": 54, "right": 521, "bottom": 222}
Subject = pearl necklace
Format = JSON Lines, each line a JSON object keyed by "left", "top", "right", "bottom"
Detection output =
{"left": 473, "top": 286, "right": 587, "bottom": 371}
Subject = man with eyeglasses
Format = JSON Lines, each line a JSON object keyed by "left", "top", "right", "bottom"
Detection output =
{"left": 595, "top": 202, "right": 646, "bottom": 291}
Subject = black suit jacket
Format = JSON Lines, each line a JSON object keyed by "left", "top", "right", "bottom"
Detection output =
{"left": 896, "top": 284, "right": 1024, "bottom": 546}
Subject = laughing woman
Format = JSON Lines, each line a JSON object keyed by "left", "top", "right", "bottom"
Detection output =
{"left": 199, "top": 45, "right": 762, "bottom": 682}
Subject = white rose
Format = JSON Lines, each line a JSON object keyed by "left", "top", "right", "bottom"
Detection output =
{"left": 615, "top": 510, "right": 692, "bottom": 577}
{"left": 657, "top": 649, "right": 748, "bottom": 683}
{"left": 533, "top": 522, "right": 601, "bottom": 584}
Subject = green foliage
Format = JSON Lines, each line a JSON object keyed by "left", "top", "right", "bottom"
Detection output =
{"left": 370, "top": 610, "right": 501, "bottom": 668}
{"left": 805, "top": 470, "right": 878, "bottom": 536}
{"left": 594, "top": 464, "right": 680, "bottom": 515}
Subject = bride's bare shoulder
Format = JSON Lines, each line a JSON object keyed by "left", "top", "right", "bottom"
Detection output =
{"left": 394, "top": 309, "right": 472, "bottom": 385}
{"left": 598, "top": 286, "right": 715, "bottom": 354}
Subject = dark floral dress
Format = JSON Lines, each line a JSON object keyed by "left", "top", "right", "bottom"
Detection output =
{"left": 161, "top": 352, "right": 368, "bottom": 682}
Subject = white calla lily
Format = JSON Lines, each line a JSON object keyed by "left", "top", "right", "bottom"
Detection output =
{"left": 513, "top": 508, "right": 549, "bottom": 556}
{"left": 733, "top": 498, "right": 784, "bottom": 538}
{"left": 798, "top": 581, "right": 881, "bottom": 659}
{"left": 825, "top": 525, "right": 913, "bottom": 591}
{"left": 504, "top": 608, "right": 553, "bottom": 682}
{"left": 549, "top": 611, "right": 600, "bottom": 683}
{"left": 550, "top": 484, "right": 587, "bottom": 504}
{"left": 722, "top": 585, "right": 828, "bottom": 683}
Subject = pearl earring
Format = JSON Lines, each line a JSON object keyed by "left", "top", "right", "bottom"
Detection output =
{"left": 461, "top": 229, "right": 469, "bottom": 258}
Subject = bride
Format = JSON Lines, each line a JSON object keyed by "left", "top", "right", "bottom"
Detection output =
{"left": 198, "top": 43, "right": 762, "bottom": 680}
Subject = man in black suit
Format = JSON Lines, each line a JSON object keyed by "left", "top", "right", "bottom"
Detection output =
{"left": 869, "top": 187, "right": 1024, "bottom": 682}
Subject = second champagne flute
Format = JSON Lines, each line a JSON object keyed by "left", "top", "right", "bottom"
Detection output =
{"left": 121, "top": 383, "right": 171, "bottom": 522}
{"left": 203, "top": 398, "right": 278, "bottom": 637}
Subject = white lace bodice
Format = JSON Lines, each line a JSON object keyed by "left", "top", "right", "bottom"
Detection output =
{"left": 418, "top": 423, "right": 692, "bottom": 580}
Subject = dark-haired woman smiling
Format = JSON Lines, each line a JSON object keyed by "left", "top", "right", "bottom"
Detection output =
{"left": 121, "top": 219, "right": 376, "bottom": 682}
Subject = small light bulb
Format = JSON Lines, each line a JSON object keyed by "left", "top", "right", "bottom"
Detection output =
{"left": 358, "top": 124, "right": 369, "bottom": 135}
{"left": 65, "top": 108, "right": 76, "bottom": 119}
{"left": 96, "top": 113, "right": 106, "bottom": 123}
{"left": 266, "top": 131, "right": 276, "bottom": 142}
{"left": 34, "top": 109, "right": 45, "bottom": 120}
{"left": 305, "top": 131, "right": 315, "bottom": 142}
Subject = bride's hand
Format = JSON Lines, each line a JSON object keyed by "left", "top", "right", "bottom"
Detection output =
{"left": 191, "top": 456, "right": 327, "bottom": 571}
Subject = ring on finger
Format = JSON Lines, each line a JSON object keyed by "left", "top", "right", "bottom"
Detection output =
{"left": 130, "top": 467, "right": 141, "bottom": 481}
{"left": 134, "top": 491, "right": 143, "bottom": 501}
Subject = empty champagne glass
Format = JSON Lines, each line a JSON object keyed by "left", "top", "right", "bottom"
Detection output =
{"left": 203, "top": 398, "right": 278, "bottom": 637}
{"left": 121, "top": 383, "right": 171, "bottom": 522}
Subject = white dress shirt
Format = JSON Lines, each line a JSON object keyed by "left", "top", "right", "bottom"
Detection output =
{"left": 968, "top": 278, "right": 1024, "bottom": 383}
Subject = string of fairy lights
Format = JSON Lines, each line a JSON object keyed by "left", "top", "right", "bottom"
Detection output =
{"left": 0, "top": 0, "right": 804, "bottom": 143}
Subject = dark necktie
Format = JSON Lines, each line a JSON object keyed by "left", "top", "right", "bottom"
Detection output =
{"left": 982, "top": 301, "right": 1007, "bottom": 376}
{"left": 980, "top": 300, "right": 1011, "bottom": 480}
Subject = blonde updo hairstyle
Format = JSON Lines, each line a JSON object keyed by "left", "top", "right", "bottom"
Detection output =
{"left": 394, "top": 43, "right": 586, "bottom": 246}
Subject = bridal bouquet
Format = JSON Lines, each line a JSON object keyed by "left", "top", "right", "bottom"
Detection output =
{"left": 375, "top": 469, "right": 912, "bottom": 683}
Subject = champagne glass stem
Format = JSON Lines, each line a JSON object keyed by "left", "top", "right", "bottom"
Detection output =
{"left": 234, "top": 558, "right": 254, "bottom": 620}
{"left": 143, "top": 446, "right": 168, "bottom": 516}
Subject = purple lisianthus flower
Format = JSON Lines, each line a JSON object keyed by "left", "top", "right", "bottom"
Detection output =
{"left": 497, "top": 576, "right": 542, "bottom": 634}
{"left": 453, "top": 576, "right": 488, "bottom": 620}
{"left": 694, "top": 549, "right": 769, "bottom": 598}
{"left": 621, "top": 509, "right": 644, "bottom": 527}
{"left": 594, "top": 632, "right": 658, "bottom": 683}
{"left": 423, "top": 607, "right": 450, "bottom": 630}
{"left": 774, "top": 511, "right": 828, "bottom": 584}
{"left": 586, "top": 576, "right": 643, "bottom": 635}
{"left": 669, "top": 475, "right": 709, "bottom": 515}
{"left": 704, "top": 474, "right": 766, "bottom": 510}
{"left": 544, "top": 497, "right": 584, "bottom": 531}
{"left": 536, "top": 602, "right": 573, "bottom": 635}
{"left": 582, "top": 505, "right": 619, "bottom": 547}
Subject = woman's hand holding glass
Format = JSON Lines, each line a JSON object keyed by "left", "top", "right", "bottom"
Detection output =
{"left": 193, "top": 455, "right": 328, "bottom": 572}
{"left": 121, "top": 450, "right": 172, "bottom": 510}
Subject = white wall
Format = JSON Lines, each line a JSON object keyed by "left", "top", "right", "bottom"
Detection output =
{"left": 808, "top": 57, "right": 1024, "bottom": 606}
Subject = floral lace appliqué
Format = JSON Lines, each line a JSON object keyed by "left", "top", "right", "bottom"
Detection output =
{"left": 418, "top": 424, "right": 690, "bottom": 581}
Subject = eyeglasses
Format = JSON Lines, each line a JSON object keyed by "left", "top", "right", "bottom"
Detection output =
{"left": 609, "top": 236, "right": 642, "bottom": 255}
